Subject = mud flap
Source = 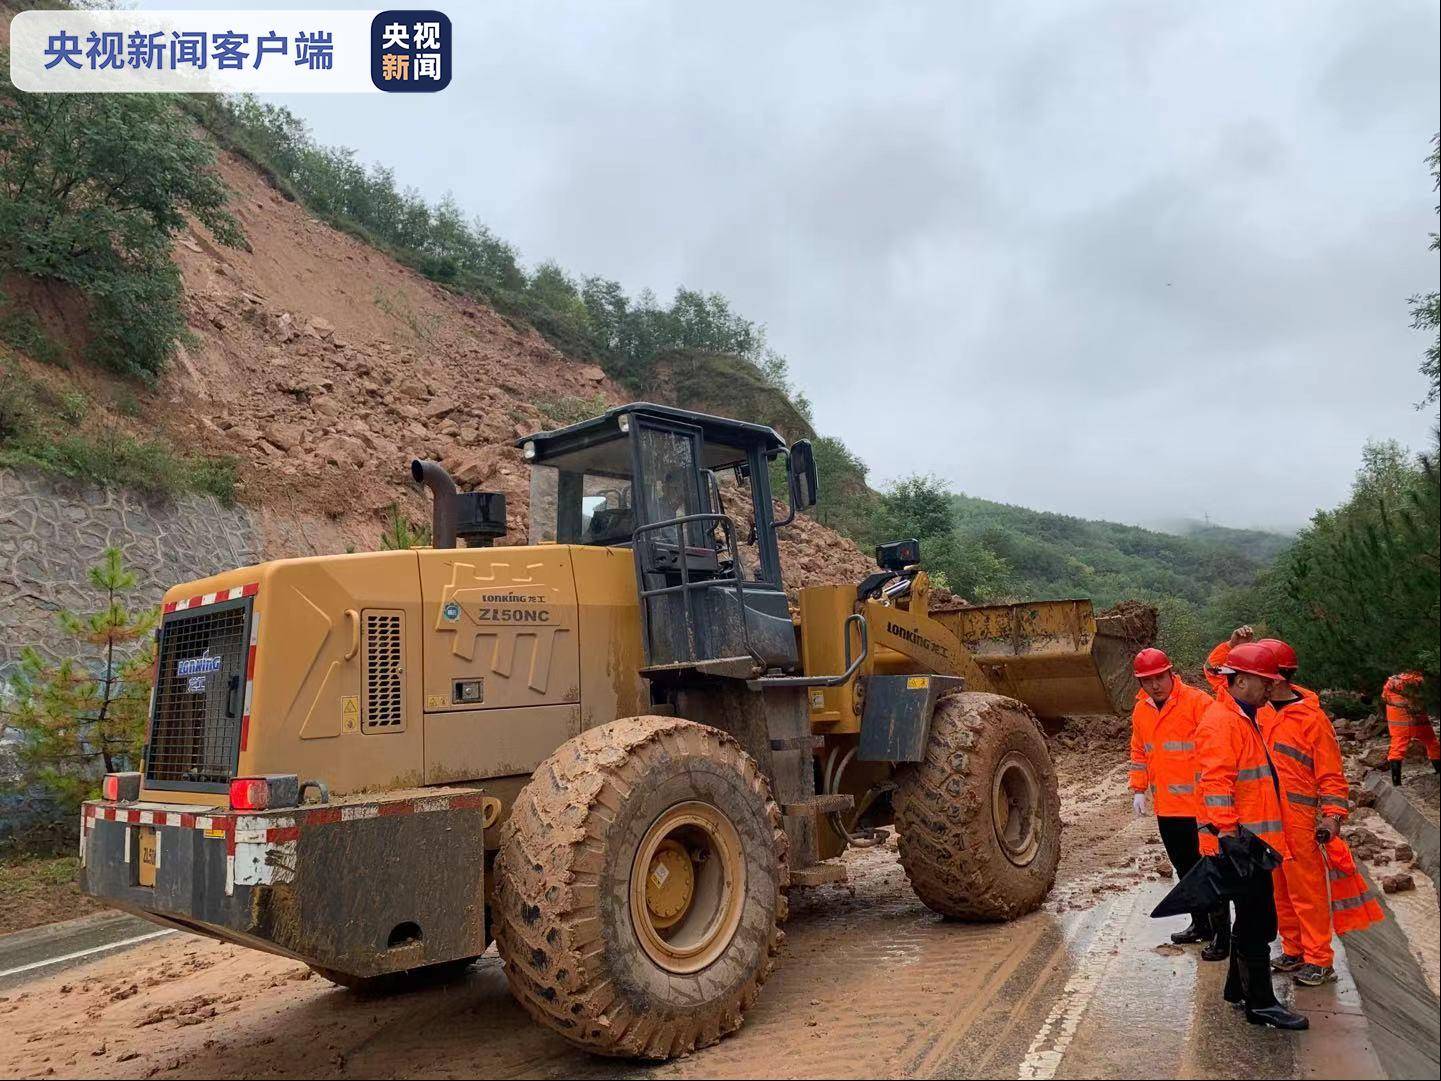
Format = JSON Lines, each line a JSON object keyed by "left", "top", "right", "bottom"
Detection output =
{"left": 857, "top": 675, "right": 964, "bottom": 762}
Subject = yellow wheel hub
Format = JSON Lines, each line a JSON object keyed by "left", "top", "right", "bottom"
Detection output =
{"left": 645, "top": 840, "right": 696, "bottom": 927}
{"left": 630, "top": 801, "right": 745, "bottom": 974}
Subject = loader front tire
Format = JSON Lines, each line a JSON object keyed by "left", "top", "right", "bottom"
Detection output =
{"left": 895, "top": 692, "right": 1060, "bottom": 920}
{"left": 493, "top": 716, "right": 788, "bottom": 1060}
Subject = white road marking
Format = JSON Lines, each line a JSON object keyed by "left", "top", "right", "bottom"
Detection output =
{"left": 1018, "top": 898, "right": 1130, "bottom": 1080}
{"left": 0, "top": 929, "right": 175, "bottom": 979}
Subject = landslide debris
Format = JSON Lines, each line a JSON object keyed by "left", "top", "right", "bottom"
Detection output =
{"left": 21, "top": 145, "right": 880, "bottom": 584}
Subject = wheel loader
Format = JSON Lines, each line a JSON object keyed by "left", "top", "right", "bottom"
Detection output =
{"left": 79, "top": 401, "right": 1151, "bottom": 1060}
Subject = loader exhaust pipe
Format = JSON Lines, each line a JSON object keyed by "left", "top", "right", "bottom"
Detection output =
{"left": 411, "top": 459, "right": 458, "bottom": 550}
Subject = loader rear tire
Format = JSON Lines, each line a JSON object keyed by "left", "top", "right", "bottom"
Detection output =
{"left": 894, "top": 692, "right": 1060, "bottom": 920}
{"left": 493, "top": 716, "right": 788, "bottom": 1060}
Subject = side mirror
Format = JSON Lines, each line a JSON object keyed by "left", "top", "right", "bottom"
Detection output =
{"left": 789, "top": 439, "right": 819, "bottom": 510}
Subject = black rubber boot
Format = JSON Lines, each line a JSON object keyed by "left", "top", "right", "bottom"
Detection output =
{"left": 1223, "top": 951, "right": 1245, "bottom": 1007}
{"left": 1390, "top": 760, "right": 1402, "bottom": 786}
{"left": 1201, "top": 910, "right": 1230, "bottom": 962}
{"left": 1431, "top": 758, "right": 1440, "bottom": 775}
{"left": 1171, "top": 916, "right": 1209, "bottom": 944}
{"left": 1241, "top": 952, "right": 1308, "bottom": 1030}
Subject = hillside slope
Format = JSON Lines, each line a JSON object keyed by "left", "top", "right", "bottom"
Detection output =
{"left": 5, "top": 142, "right": 877, "bottom": 589}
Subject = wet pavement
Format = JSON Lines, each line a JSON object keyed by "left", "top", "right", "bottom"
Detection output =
{"left": 0, "top": 853, "right": 1400, "bottom": 1080}
{"left": 0, "top": 753, "right": 1430, "bottom": 1079}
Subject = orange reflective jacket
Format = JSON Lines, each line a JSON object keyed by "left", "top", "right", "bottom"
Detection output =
{"left": 1383, "top": 672, "right": 1434, "bottom": 736}
{"left": 1383, "top": 672, "right": 1425, "bottom": 720}
{"left": 1323, "top": 837, "right": 1384, "bottom": 934}
{"left": 1263, "top": 688, "right": 1350, "bottom": 823}
{"left": 1196, "top": 695, "right": 1290, "bottom": 860}
{"left": 1129, "top": 678, "right": 1212, "bottom": 816}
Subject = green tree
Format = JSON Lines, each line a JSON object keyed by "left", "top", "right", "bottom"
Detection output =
{"left": 1261, "top": 442, "right": 1439, "bottom": 707}
{"left": 1, "top": 549, "right": 158, "bottom": 813}
{"left": 1410, "top": 133, "right": 1440, "bottom": 405}
{"left": 875, "top": 474, "right": 1012, "bottom": 601}
{"left": 379, "top": 503, "right": 432, "bottom": 549}
{"left": 0, "top": 66, "right": 243, "bottom": 377}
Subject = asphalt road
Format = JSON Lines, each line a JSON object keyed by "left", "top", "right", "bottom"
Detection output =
{"left": 0, "top": 910, "right": 173, "bottom": 992}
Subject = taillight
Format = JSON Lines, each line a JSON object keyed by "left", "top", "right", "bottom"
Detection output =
{"left": 228, "top": 774, "right": 300, "bottom": 811}
{"left": 102, "top": 772, "right": 141, "bottom": 801}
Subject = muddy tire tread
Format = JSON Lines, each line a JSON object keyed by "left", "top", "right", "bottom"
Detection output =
{"left": 894, "top": 691, "right": 1061, "bottom": 920}
{"left": 493, "top": 715, "right": 788, "bottom": 1060}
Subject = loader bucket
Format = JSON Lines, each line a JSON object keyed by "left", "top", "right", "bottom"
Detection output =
{"left": 934, "top": 599, "right": 1156, "bottom": 719}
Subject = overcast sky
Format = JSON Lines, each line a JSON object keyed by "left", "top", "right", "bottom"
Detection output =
{"left": 184, "top": 1, "right": 1438, "bottom": 531}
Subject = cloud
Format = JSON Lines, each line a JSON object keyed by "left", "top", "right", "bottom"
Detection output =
{"left": 271, "top": 0, "right": 1440, "bottom": 529}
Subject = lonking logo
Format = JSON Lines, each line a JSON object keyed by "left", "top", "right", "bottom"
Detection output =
{"left": 886, "top": 621, "right": 952, "bottom": 661}
{"left": 177, "top": 652, "right": 223, "bottom": 678}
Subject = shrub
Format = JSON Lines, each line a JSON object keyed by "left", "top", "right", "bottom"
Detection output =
{"left": 0, "top": 549, "right": 157, "bottom": 818}
{"left": 1, "top": 60, "right": 243, "bottom": 378}
{"left": 379, "top": 503, "right": 432, "bottom": 549}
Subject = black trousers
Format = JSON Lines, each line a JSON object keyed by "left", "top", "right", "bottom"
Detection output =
{"left": 1229, "top": 861, "right": 1278, "bottom": 956}
{"left": 1156, "top": 815, "right": 1210, "bottom": 922}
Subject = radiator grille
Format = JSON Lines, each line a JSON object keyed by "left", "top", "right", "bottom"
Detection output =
{"left": 145, "top": 602, "right": 250, "bottom": 788}
{"left": 363, "top": 611, "right": 405, "bottom": 731}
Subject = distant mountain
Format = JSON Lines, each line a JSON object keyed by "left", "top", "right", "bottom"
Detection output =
{"left": 947, "top": 494, "right": 1290, "bottom": 611}
{"left": 1150, "top": 518, "right": 1295, "bottom": 564}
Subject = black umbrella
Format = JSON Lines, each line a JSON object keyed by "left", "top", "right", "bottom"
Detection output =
{"left": 1150, "top": 827, "right": 1282, "bottom": 919}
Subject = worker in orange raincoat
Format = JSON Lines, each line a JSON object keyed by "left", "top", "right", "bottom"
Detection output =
{"left": 1211, "top": 633, "right": 1387, "bottom": 988}
{"left": 1252, "top": 639, "right": 1349, "bottom": 986}
{"left": 1383, "top": 671, "right": 1440, "bottom": 785}
{"left": 1196, "top": 641, "right": 1307, "bottom": 1031}
{"left": 1128, "top": 648, "right": 1217, "bottom": 949}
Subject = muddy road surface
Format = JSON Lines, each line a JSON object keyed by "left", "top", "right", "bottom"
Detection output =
{"left": 0, "top": 749, "right": 1418, "bottom": 1080}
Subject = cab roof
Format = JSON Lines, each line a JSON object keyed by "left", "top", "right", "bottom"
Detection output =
{"left": 516, "top": 401, "right": 788, "bottom": 465}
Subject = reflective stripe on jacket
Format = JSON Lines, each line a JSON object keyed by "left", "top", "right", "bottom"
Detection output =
{"left": 1129, "top": 679, "right": 1212, "bottom": 816}
{"left": 1263, "top": 687, "right": 1350, "bottom": 822}
{"left": 1196, "top": 695, "right": 1290, "bottom": 860}
{"left": 1323, "top": 837, "right": 1384, "bottom": 934}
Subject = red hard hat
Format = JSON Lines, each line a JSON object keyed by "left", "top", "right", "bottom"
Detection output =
{"left": 1221, "top": 642, "right": 1283, "bottom": 681}
{"left": 1257, "top": 638, "right": 1297, "bottom": 671}
{"left": 1133, "top": 648, "right": 1173, "bottom": 678}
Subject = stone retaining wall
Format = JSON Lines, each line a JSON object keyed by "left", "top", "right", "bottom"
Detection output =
{"left": 0, "top": 466, "right": 262, "bottom": 674}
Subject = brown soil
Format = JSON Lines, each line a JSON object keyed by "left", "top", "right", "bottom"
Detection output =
{"left": 0, "top": 856, "right": 106, "bottom": 936}
{"left": 7, "top": 143, "right": 879, "bottom": 587}
{"left": 0, "top": 746, "right": 1145, "bottom": 1080}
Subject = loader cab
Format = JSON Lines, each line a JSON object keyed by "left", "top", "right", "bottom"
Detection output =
{"left": 520, "top": 403, "right": 818, "bottom": 678}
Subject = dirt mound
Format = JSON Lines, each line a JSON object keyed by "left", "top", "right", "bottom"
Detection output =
{"left": 1092, "top": 600, "right": 1157, "bottom": 713}
{"left": 1051, "top": 713, "right": 1131, "bottom": 753}
{"left": 1095, "top": 600, "right": 1158, "bottom": 646}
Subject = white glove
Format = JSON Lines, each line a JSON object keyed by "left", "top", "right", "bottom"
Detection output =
{"left": 1132, "top": 792, "right": 1146, "bottom": 817}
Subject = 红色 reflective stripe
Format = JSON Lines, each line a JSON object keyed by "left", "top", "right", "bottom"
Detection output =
{"left": 1235, "top": 765, "right": 1272, "bottom": 782}
{"left": 1273, "top": 742, "right": 1315, "bottom": 769}
{"left": 1240, "top": 819, "right": 1283, "bottom": 835}
{"left": 1162, "top": 740, "right": 1195, "bottom": 752}
{"left": 1285, "top": 791, "right": 1320, "bottom": 807}
{"left": 1332, "top": 891, "right": 1375, "bottom": 911}
{"left": 1204, "top": 794, "right": 1234, "bottom": 807}
{"left": 1167, "top": 783, "right": 1194, "bottom": 794}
